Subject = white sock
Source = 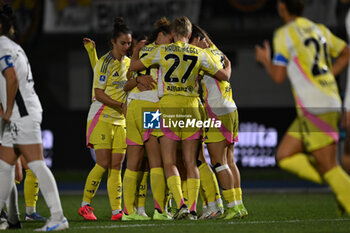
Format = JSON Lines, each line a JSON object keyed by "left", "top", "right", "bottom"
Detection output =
{"left": 6, "top": 185, "right": 20, "bottom": 224}
{"left": 0, "top": 159, "right": 15, "bottom": 211}
{"left": 137, "top": 207, "right": 145, "bottom": 214}
{"left": 28, "top": 160, "right": 63, "bottom": 221}
{"left": 81, "top": 201, "right": 90, "bottom": 207}
{"left": 26, "top": 206, "right": 36, "bottom": 215}
{"left": 112, "top": 209, "right": 122, "bottom": 215}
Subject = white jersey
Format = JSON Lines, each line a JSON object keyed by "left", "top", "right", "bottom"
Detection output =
{"left": 0, "top": 36, "right": 42, "bottom": 121}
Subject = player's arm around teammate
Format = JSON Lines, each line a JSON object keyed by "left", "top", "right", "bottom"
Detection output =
{"left": 122, "top": 18, "right": 173, "bottom": 221}
{"left": 191, "top": 24, "right": 247, "bottom": 220}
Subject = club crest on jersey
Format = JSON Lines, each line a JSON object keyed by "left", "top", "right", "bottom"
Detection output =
{"left": 99, "top": 75, "right": 106, "bottom": 83}
{"left": 113, "top": 71, "right": 119, "bottom": 77}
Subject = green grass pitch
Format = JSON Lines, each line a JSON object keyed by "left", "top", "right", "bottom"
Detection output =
{"left": 9, "top": 192, "right": 350, "bottom": 233}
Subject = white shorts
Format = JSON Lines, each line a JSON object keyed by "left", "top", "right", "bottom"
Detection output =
{"left": 2, "top": 116, "right": 42, "bottom": 147}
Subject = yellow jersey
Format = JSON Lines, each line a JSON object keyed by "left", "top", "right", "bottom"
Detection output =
{"left": 140, "top": 41, "right": 219, "bottom": 97}
{"left": 128, "top": 42, "right": 159, "bottom": 103}
{"left": 273, "top": 17, "right": 345, "bottom": 115}
{"left": 87, "top": 51, "right": 129, "bottom": 125}
{"left": 201, "top": 44, "right": 236, "bottom": 116}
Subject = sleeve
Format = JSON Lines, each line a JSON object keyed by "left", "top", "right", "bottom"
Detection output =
{"left": 199, "top": 49, "right": 219, "bottom": 76}
{"left": 272, "top": 29, "right": 289, "bottom": 66}
{"left": 93, "top": 57, "right": 109, "bottom": 90}
{"left": 140, "top": 46, "right": 161, "bottom": 68}
{"left": 319, "top": 24, "right": 347, "bottom": 58}
{"left": 84, "top": 42, "right": 99, "bottom": 70}
{"left": 0, "top": 52, "right": 14, "bottom": 73}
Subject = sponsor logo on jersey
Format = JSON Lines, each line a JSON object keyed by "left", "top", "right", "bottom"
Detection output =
{"left": 113, "top": 71, "right": 119, "bottom": 77}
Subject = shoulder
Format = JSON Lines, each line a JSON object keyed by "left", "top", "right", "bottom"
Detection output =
{"left": 0, "top": 36, "right": 15, "bottom": 57}
{"left": 141, "top": 42, "right": 158, "bottom": 52}
{"left": 96, "top": 52, "right": 114, "bottom": 72}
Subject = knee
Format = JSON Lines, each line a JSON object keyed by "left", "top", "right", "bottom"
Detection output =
{"left": 275, "top": 147, "right": 290, "bottom": 163}
{"left": 96, "top": 161, "right": 109, "bottom": 170}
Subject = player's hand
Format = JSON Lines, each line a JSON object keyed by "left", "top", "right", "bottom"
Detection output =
{"left": 255, "top": 40, "right": 271, "bottom": 64}
{"left": 198, "top": 38, "right": 209, "bottom": 49}
{"left": 0, "top": 103, "right": 3, "bottom": 117}
{"left": 341, "top": 111, "right": 350, "bottom": 130}
{"left": 2, "top": 109, "right": 12, "bottom": 123}
{"left": 223, "top": 55, "right": 231, "bottom": 69}
{"left": 83, "top": 38, "right": 96, "bottom": 48}
{"left": 133, "top": 40, "right": 147, "bottom": 54}
{"left": 139, "top": 75, "right": 156, "bottom": 90}
{"left": 137, "top": 83, "right": 150, "bottom": 91}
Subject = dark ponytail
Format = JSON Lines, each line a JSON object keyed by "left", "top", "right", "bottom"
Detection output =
{"left": 0, "top": 3, "right": 15, "bottom": 35}
{"left": 148, "top": 17, "right": 171, "bottom": 43}
{"left": 112, "top": 17, "right": 132, "bottom": 40}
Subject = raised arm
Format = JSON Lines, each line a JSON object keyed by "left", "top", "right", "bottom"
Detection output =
{"left": 213, "top": 55, "right": 231, "bottom": 81}
{"left": 333, "top": 45, "right": 350, "bottom": 77}
{"left": 255, "top": 40, "right": 286, "bottom": 84}
{"left": 83, "top": 38, "right": 99, "bottom": 70}
{"left": 129, "top": 40, "right": 147, "bottom": 72}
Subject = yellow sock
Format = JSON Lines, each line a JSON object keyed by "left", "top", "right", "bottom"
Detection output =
{"left": 212, "top": 173, "right": 221, "bottom": 201}
{"left": 181, "top": 179, "right": 188, "bottom": 205}
{"left": 324, "top": 166, "right": 350, "bottom": 214}
{"left": 122, "top": 169, "right": 138, "bottom": 215}
{"left": 234, "top": 188, "right": 242, "bottom": 201}
{"left": 199, "top": 163, "right": 217, "bottom": 203}
{"left": 107, "top": 169, "right": 122, "bottom": 211}
{"left": 199, "top": 186, "right": 207, "bottom": 207}
{"left": 136, "top": 171, "right": 148, "bottom": 210}
{"left": 167, "top": 176, "right": 184, "bottom": 209}
{"left": 222, "top": 188, "right": 235, "bottom": 207}
{"left": 24, "top": 169, "right": 39, "bottom": 208}
{"left": 150, "top": 168, "right": 166, "bottom": 213}
{"left": 187, "top": 178, "right": 200, "bottom": 213}
{"left": 83, "top": 164, "right": 106, "bottom": 204}
{"left": 279, "top": 153, "right": 323, "bottom": 184}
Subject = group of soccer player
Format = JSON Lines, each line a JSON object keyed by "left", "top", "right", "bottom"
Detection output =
{"left": 1, "top": 0, "right": 350, "bottom": 231}
{"left": 78, "top": 15, "right": 248, "bottom": 221}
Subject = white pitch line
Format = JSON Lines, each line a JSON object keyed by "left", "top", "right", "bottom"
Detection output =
{"left": 75, "top": 218, "right": 350, "bottom": 230}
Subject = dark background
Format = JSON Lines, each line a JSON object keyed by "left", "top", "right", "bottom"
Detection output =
{"left": 3, "top": 0, "right": 349, "bottom": 171}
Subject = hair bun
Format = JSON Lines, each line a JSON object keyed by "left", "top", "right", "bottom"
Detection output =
{"left": 154, "top": 17, "right": 170, "bottom": 28}
{"left": 113, "top": 17, "right": 124, "bottom": 28}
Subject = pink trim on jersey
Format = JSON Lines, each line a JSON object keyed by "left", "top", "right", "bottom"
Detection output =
{"left": 162, "top": 69, "right": 165, "bottom": 93}
{"left": 143, "top": 129, "right": 153, "bottom": 143}
{"left": 214, "top": 79, "right": 223, "bottom": 96}
{"left": 184, "top": 129, "right": 201, "bottom": 140}
{"left": 126, "top": 138, "right": 140, "bottom": 146}
{"left": 86, "top": 105, "right": 105, "bottom": 148}
{"left": 234, "top": 135, "right": 239, "bottom": 143}
{"left": 205, "top": 87, "right": 234, "bottom": 144}
{"left": 161, "top": 126, "right": 181, "bottom": 141}
{"left": 295, "top": 96, "right": 339, "bottom": 142}
{"left": 293, "top": 57, "right": 312, "bottom": 84}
